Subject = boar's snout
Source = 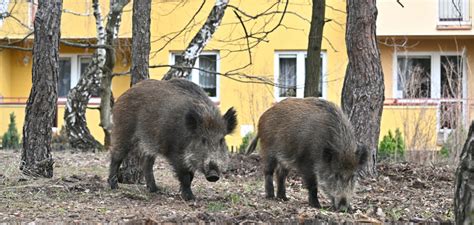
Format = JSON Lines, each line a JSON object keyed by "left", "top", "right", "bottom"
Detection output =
{"left": 205, "top": 162, "right": 220, "bottom": 182}
{"left": 205, "top": 170, "right": 219, "bottom": 182}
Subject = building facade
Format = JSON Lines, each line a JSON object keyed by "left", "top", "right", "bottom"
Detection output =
{"left": 0, "top": 0, "right": 469, "bottom": 150}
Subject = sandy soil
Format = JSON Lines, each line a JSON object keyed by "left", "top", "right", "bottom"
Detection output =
{"left": 0, "top": 150, "right": 455, "bottom": 224}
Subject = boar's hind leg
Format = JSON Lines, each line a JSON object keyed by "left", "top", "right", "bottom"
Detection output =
{"left": 276, "top": 165, "right": 289, "bottom": 201}
{"left": 302, "top": 171, "right": 321, "bottom": 208}
{"left": 108, "top": 148, "right": 128, "bottom": 189}
{"left": 177, "top": 169, "right": 195, "bottom": 201}
{"left": 142, "top": 155, "right": 158, "bottom": 192}
{"left": 263, "top": 156, "right": 277, "bottom": 199}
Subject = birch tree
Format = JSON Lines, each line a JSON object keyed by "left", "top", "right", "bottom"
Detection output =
{"left": 64, "top": 0, "right": 106, "bottom": 152}
{"left": 20, "top": 0, "right": 63, "bottom": 177}
{"left": 99, "top": 0, "right": 130, "bottom": 150}
{"left": 64, "top": 0, "right": 129, "bottom": 151}
{"left": 162, "top": 0, "right": 229, "bottom": 80}
{"left": 341, "top": 0, "right": 385, "bottom": 176}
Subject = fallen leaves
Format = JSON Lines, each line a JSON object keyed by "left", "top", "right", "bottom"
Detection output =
{"left": 0, "top": 151, "right": 456, "bottom": 223}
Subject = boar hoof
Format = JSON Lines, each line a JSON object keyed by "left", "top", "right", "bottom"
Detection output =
{"left": 265, "top": 194, "right": 275, "bottom": 199}
{"left": 108, "top": 178, "right": 119, "bottom": 190}
{"left": 277, "top": 196, "right": 289, "bottom": 201}
{"left": 181, "top": 191, "right": 196, "bottom": 201}
{"left": 309, "top": 200, "right": 322, "bottom": 208}
{"left": 147, "top": 185, "right": 159, "bottom": 193}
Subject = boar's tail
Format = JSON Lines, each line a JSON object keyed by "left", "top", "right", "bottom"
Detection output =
{"left": 245, "top": 134, "right": 259, "bottom": 155}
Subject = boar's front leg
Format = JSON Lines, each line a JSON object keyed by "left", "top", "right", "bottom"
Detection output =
{"left": 302, "top": 171, "right": 321, "bottom": 208}
{"left": 177, "top": 169, "right": 195, "bottom": 201}
{"left": 142, "top": 155, "right": 158, "bottom": 192}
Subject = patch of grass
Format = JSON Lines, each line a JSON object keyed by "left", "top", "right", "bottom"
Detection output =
{"left": 228, "top": 193, "right": 241, "bottom": 205}
{"left": 97, "top": 207, "right": 107, "bottom": 214}
{"left": 387, "top": 208, "right": 404, "bottom": 221}
{"left": 207, "top": 202, "right": 226, "bottom": 212}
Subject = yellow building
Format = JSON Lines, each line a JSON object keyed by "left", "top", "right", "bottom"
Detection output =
{"left": 0, "top": 0, "right": 469, "bottom": 151}
{"left": 377, "top": 0, "right": 474, "bottom": 150}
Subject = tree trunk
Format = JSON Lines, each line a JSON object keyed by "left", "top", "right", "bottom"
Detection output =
{"left": 304, "top": 0, "right": 325, "bottom": 97}
{"left": 64, "top": 0, "right": 105, "bottom": 152}
{"left": 454, "top": 121, "right": 474, "bottom": 225}
{"left": 341, "top": 0, "right": 384, "bottom": 177}
{"left": 20, "top": 0, "right": 63, "bottom": 177}
{"left": 99, "top": 0, "right": 130, "bottom": 150}
{"left": 130, "top": 0, "right": 151, "bottom": 85}
{"left": 118, "top": 0, "right": 152, "bottom": 184}
{"left": 162, "top": 0, "right": 229, "bottom": 80}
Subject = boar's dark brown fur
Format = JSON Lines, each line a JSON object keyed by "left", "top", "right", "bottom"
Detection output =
{"left": 108, "top": 79, "right": 237, "bottom": 200}
{"left": 246, "top": 97, "right": 367, "bottom": 211}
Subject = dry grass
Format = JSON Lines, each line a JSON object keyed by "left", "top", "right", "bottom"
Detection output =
{"left": 0, "top": 150, "right": 455, "bottom": 224}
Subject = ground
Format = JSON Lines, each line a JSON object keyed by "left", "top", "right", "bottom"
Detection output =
{"left": 0, "top": 150, "right": 455, "bottom": 224}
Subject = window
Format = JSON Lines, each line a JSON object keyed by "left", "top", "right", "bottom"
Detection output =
{"left": 274, "top": 51, "right": 326, "bottom": 100}
{"left": 58, "top": 55, "right": 93, "bottom": 98}
{"left": 171, "top": 52, "right": 220, "bottom": 101}
{"left": 278, "top": 56, "right": 297, "bottom": 97}
{"left": 438, "top": 0, "right": 470, "bottom": 24}
{"left": 397, "top": 56, "right": 431, "bottom": 98}
{"left": 441, "top": 55, "right": 463, "bottom": 98}
{"left": 395, "top": 53, "right": 465, "bottom": 99}
{"left": 394, "top": 52, "right": 466, "bottom": 131}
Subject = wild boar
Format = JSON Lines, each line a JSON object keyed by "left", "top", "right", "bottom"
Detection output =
{"left": 246, "top": 97, "right": 367, "bottom": 211}
{"left": 108, "top": 79, "right": 237, "bottom": 200}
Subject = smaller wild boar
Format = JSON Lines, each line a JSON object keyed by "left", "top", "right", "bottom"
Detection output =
{"left": 246, "top": 97, "right": 367, "bottom": 211}
{"left": 108, "top": 79, "right": 237, "bottom": 200}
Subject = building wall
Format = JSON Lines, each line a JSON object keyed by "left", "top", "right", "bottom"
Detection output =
{"left": 379, "top": 38, "right": 474, "bottom": 149}
{"left": 3, "top": 0, "right": 466, "bottom": 150}
{"left": 377, "top": 0, "right": 474, "bottom": 36}
{"left": 0, "top": 49, "right": 11, "bottom": 97}
{"left": 0, "top": 0, "right": 132, "bottom": 39}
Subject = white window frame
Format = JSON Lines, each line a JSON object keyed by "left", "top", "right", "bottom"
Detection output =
{"left": 58, "top": 54, "right": 99, "bottom": 104}
{"left": 437, "top": 0, "right": 471, "bottom": 26}
{"left": 393, "top": 51, "right": 467, "bottom": 131}
{"left": 169, "top": 51, "right": 220, "bottom": 102}
{"left": 274, "top": 51, "right": 327, "bottom": 101}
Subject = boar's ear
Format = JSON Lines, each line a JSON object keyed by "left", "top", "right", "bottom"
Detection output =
{"left": 322, "top": 147, "right": 334, "bottom": 164}
{"left": 185, "top": 108, "right": 202, "bottom": 133}
{"left": 356, "top": 144, "right": 369, "bottom": 167}
{"left": 223, "top": 107, "right": 237, "bottom": 134}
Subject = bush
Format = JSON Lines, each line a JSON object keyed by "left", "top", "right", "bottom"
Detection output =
{"left": 439, "top": 146, "right": 450, "bottom": 158}
{"left": 238, "top": 131, "right": 255, "bottom": 154}
{"left": 378, "top": 128, "right": 405, "bottom": 160}
{"left": 2, "top": 112, "right": 21, "bottom": 150}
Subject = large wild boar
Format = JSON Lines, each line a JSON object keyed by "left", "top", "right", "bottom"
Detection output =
{"left": 108, "top": 79, "right": 237, "bottom": 200}
{"left": 246, "top": 97, "right": 367, "bottom": 211}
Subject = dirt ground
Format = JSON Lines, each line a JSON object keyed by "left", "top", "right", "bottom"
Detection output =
{"left": 0, "top": 150, "right": 455, "bottom": 224}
